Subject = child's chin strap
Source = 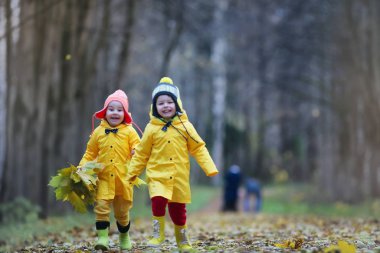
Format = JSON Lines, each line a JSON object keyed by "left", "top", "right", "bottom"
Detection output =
{"left": 132, "top": 121, "right": 143, "bottom": 136}
{"left": 91, "top": 113, "right": 96, "bottom": 134}
{"left": 157, "top": 114, "right": 199, "bottom": 143}
{"left": 177, "top": 114, "right": 199, "bottom": 143}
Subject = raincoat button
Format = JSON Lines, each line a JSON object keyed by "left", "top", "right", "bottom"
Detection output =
{"left": 170, "top": 176, "right": 172, "bottom": 179}
{"left": 168, "top": 141, "right": 170, "bottom": 143}
{"left": 110, "top": 146, "right": 113, "bottom": 148}
{"left": 170, "top": 158, "right": 172, "bottom": 160}
{"left": 111, "top": 174, "right": 113, "bottom": 177}
{"left": 110, "top": 159, "right": 113, "bottom": 162}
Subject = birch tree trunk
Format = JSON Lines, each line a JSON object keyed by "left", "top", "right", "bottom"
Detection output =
{"left": 211, "top": 0, "right": 228, "bottom": 184}
{"left": 0, "top": 1, "right": 10, "bottom": 196}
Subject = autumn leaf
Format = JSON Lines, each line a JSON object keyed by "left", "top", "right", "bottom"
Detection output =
{"left": 76, "top": 164, "right": 100, "bottom": 192}
{"left": 48, "top": 174, "right": 65, "bottom": 188}
{"left": 80, "top": 161, "right": 103, "bottom": 172}
{"left": 323, "top": 240, "right": 356, "bottom": 253}
{"left": 67, "top": 191, "right": 87, "bottom": 213}
{"left": 274, "top": 238, "right": 304, "bottom": 249}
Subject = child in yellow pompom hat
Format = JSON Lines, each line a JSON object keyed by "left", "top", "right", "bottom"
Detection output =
{"left": 126, "top": 77, "right": 219, "bottom": 250}
{"left": 79, "top": 89, "right": 143, "bottom": 251}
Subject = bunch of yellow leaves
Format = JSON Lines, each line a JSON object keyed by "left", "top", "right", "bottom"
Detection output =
{"left": 48, "top": 162, "right": 103, "bottom": 213}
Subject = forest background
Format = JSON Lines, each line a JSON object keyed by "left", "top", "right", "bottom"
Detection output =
{"left": 0, "top": 0, "right": 380, "bottom": 220}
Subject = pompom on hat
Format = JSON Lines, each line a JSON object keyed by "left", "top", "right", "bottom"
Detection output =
{"left": 152, "top": 77, "right": 183, "bottom": 118}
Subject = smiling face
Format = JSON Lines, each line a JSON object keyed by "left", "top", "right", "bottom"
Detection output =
{"left": 105, "top": 101, "right": 125, "bottom": 127}
{"left": 156, "top": 94, "right": 176, "bottom": 120}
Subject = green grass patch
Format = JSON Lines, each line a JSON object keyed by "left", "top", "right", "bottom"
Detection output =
{"left": 188, "top": 185, "right": 220, "bottom": 213}
{"left": 262, "top": 183, "right": 380, "bottom": 218}
{"left": 0, "top": 212, "right": 94, "bottom": 252}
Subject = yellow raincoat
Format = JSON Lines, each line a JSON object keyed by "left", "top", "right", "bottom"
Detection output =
{"left": 79, "top": 120, "right": 140, "bottom": 201}
{"left": 127, "top": 110, "right": 218, "bottom": 203}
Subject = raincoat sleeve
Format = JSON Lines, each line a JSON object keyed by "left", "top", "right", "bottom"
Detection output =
{"left": 186, "top": 123, "right": 219, "bottom": 177}
{"left": 78, "top": 130, "right": 99, "bottom": 167}
{"left": 126, "top": 124, "right": 153, "bottom": 181}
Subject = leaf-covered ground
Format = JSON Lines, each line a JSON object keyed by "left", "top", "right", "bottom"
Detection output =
{"left": 15, "top": 210, "right": 380, "bottom": 253}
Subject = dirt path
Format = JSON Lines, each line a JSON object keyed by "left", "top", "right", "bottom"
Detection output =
{"left": 19, "top": 212, "right": 379, "bottom": 252}
{"left": 15, "top": 193, "right": 380, "bottom": 252}
{"left": 197, "top": 191, "right": 223, "bottom": 213}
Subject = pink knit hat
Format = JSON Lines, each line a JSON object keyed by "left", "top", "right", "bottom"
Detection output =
{"left": 91, "top": 89, "right": 143, "bottom": 135}
{"left": 94, "top": 89, "right": 132, "bottom": 124}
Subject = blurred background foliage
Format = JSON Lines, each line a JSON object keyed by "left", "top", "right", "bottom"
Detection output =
{"left": 0, "top": 0, "right": 379, "bottom": 224}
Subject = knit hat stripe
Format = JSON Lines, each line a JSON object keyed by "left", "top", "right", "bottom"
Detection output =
{"left": 152, "top": 84, "right": 180, "bottom": 99}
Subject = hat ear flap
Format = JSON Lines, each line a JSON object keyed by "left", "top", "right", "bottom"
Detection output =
{"left": 176, "top": 97, "right": 183, "bottom": 112}
{"left": 151, "top": 99, "right": 160, "bottom": 118}
{"left": 175, "top": 102, "right": 182, "bottom": 114}
{"left": 123, "top": 109, "right": 132, "bottom": 124}
{"left": 95, "top": 107, "right": 107, "bottom": 119}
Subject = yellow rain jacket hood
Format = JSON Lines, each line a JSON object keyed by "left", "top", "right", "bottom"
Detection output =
{"left": 127, "top": 86, "right": 218, "bottom": 203}
{"left": 79, "top": 120, "right": 140, "bottom": 201}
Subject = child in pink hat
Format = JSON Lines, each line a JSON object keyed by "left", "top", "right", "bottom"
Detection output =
{"left": 79, "top": 89, "right": 141, "bottom": 251}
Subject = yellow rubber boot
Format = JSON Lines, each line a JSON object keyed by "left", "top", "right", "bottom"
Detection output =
{"left": 147, "top": 216, "right": 165, "bottom": 247}
{"left": 94, "top": 228, "right": 109, "bottom": 251}
{"left": 175, "top": 224, "right": 192, "bottom": 250}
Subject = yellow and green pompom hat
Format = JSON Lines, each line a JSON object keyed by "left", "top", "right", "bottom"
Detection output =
{"left": 152, "top": 77, "right": 180, "bottom": 99}
{"left": 151, "top": 77, "right": 183, "bottom": 118}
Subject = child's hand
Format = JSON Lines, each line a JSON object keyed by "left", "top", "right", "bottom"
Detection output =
{"left": 130, "top": 177, "right": 147, "bottom": 188}
{"left": 208, "top": 171, "right": 219, "bottom": 177}
{"left": 131, "top": 149, "right": 135, "bottom": 156}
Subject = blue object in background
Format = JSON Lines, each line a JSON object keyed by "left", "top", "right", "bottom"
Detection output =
{"left": 222, "top": 165, "right": 242, "bottom": 212}
{"left": 244, "top": 177, "right": 262, "bottom": 213}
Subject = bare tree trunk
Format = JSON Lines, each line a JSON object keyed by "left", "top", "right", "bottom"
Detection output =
{"left": 254, "top": 1, "right": 269, "bottom": 180}
{"left": 114, "top": 0, "right": 136, "bottom": 89}
{"left": 318, "top": 0, "right": 380, "bottom": 202}
{"left": 159, "top": 1, "right": 184, "bottom": 77}
{"left": 0, "top": 0, "right": 12, "bottom": 201}
{"left": 367, "top": 0, "right": 380, "bottom": 197}
{"left": 211, "top": 0, "right": 228, "bottom": 184}
{"left": 2, "top": 1, "right": 111, "bottom": 217}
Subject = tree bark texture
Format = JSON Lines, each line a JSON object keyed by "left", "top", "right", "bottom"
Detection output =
{"left": 1, "top": 0, "right": 137, "bottom": 216}
{"left": 318, "top": 0, "right": 380, "bottom": 202}
{"left": 211, "top": 0, "right": 228, "bottom": 184}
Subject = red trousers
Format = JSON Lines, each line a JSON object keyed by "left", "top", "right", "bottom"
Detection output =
{"left": 151, "top": 196, "right": 186, "bottom": 226}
